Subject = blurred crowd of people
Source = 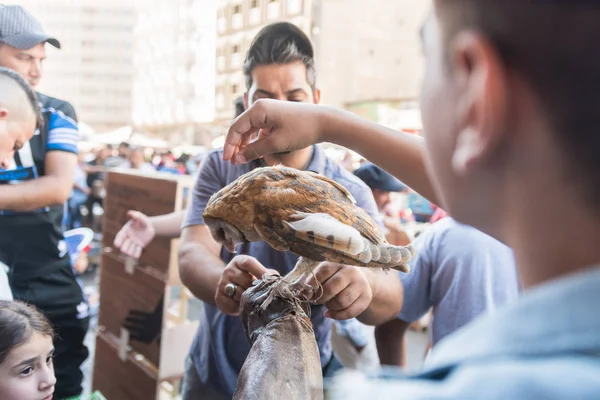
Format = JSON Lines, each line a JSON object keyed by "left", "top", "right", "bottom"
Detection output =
{"left": 63, "top": 142, "right": 206, "bottom": 231}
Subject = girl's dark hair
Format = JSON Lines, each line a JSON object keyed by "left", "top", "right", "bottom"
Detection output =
{"left": 0, "top": 300, "right": 53, "bottom": 364}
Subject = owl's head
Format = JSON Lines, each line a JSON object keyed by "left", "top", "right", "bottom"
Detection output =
{"left": 202, "top": 166, "right": 289, "bottom": 253}
{"left": 204, "top": 216, "right": 246, "bottom": 253}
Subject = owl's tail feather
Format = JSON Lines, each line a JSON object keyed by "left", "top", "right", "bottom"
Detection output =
{"left": 367, "top": 242, "right": 415, "bottom": 273}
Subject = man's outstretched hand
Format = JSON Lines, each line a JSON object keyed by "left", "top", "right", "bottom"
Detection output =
{"left": 113, "top": 210, "right": 156, "bottom": 259}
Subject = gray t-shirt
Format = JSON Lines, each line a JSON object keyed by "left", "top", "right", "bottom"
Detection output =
{"left": 399, "top": 218, "right": 520, "bottom": 345}
{"left": 183, "top": 146, "right": 382, "bottom": 397}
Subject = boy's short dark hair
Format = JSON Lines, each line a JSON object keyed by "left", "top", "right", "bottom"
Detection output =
{"left": 438, "top": 1, "right": 600, "bottom": 204}
{"left": 0, "top": 66, "right": 42, "bottom": 129}
{"left": 243, "top": 22, "right": 316, "bottom": 90}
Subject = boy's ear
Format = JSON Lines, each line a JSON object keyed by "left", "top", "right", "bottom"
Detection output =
{"left": 452, "top": 127, "right": 485, "bottom": 175}
{"left": 450, "top": 31, "right": 509, "bottom": 175}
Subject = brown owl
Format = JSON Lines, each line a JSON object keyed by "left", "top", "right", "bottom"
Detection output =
{"left": 203, "top": 166, "right": 415, "bottom": 284}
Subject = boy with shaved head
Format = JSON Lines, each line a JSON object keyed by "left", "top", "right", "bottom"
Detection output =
{"left": 0, "top": 66, "right": 40, "bottom": 302}
{"left": 0, "top": 66, "right": 40, "bottom": 166}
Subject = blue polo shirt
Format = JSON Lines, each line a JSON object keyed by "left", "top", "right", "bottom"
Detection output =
{"left": 329, "top": 266, "right": 600, "bottom": 399}
{"left": 183, "top": 146, "right": 382, "bottom": 397}
{"left": 398, "top": 218, "right": 519, "bottom": 345}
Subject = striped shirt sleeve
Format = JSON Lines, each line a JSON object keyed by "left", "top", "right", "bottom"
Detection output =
{"left": 46, "top": 108, "right": 79, "bottom": 154}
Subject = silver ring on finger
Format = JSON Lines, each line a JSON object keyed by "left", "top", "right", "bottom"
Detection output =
{"left": 224, "top": 283, "right": 237, "bottom": 297}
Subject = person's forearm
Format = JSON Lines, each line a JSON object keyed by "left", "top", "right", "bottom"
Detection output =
{"left": 0, "top": 176, "right": 71, "bottom": 211}
{"left": 178, "top": 242, "right": 225, "bottom": 304}
{"left": 374, "top": 320, "right": 408, "bottom": 367}
{"left": 149, "top": 210, "right": 186, "bottom": 238}
{"left": 320, "top": 107, "right": 440, "bottom": 207}
{"left": 358, "top": 269, "right": 404, "bottom": 326}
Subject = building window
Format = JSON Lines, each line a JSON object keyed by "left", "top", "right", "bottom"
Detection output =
{"left": 286, "top": 0, "right": 302, "bottom": 15}
{"left": 216, "top": 91, "right": 225, "bottom": 109}
{"left": 249, "top": 4, "right": 261, "bottom": 25}
{"left": 218, "top": 16, "right": 227, "bottom": 32}
{"left": 231, "top": 43, "right": 242, "bottom": 67}
{"left": 217, "top": 55, "right": 226, "bottom": 71}
{"left": 232, "top": 3, "right": 244, "bottom": 29}
{"left": 267, "top": 0, "right": 280, "bottom": 19}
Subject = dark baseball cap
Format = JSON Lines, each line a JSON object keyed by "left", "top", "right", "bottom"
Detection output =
{"left": 0, "top": 5, "right": 61, "bottom": 50}
{"left": 354, "top": 162, "right": 407, "bottom": 192}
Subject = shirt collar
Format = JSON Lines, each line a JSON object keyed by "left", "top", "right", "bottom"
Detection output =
{"left": 427, "top": 265, "right": 600, "bottom": 368}
{"left": 306, "top": 145, "right": 327, "bottom": 175}
{"left": 256, "top": 145, "right": 327, "bottom": 175}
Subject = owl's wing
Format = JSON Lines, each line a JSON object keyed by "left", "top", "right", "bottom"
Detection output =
{"left": 282, "top": 211, "right": 373, "bottom": 264}
{"left": 280, "top": 211, "right": 413, "bottom": 271}
{"left": 276, "top": 167, "right": 357, "bottom": 204}
{"left": 271, "top": 168, "right": 384, "bottom": 244}
{"left": 303, "top": 171, "right": 357, "bottom": 204}
{"left": 253, "top": 223, "right": 290, "bottom": 252}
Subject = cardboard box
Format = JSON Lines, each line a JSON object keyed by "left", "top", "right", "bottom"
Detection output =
{"left": 98, "top": 251, "right": 199, "bottom": 378}
{"left": 101, "top": 170, "right": 194, "bottom": 283}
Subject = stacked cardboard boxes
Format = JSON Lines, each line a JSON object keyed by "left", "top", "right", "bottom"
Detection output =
{"left": 93, "top": 170, "right": 198, "bottom": 399}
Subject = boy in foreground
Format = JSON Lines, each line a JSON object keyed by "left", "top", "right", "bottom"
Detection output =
{"left": 224, "top": 1, "right": 600, "bottom": 397}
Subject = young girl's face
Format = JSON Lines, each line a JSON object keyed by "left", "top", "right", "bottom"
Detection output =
{"left": 0, "top": 332, "right": 56, "bottom": 400}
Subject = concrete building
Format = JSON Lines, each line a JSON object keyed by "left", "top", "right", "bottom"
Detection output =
{"left": 7, "top": 0, "right": 135, "bottom": 132}
{"left": 13, "top": 0, "right": 428, "bottom": 138}
{"left": 214, "top": 0, "right": 430, "bottom": 126}
{"left": 132, "top": 0, "right": 218, "bottom": 145}
{"left": 314, "top": 0, "right": 430, "bottom": 110}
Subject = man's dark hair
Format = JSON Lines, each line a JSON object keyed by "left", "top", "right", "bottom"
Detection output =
{"left": 437, "top": 1, "right": 600, "bottom": 205}
{"left": 243, "top": 22, "right": 316, "bottom": 90}
{"left": 0, "top": 66, "right": 42, "bottom": 129}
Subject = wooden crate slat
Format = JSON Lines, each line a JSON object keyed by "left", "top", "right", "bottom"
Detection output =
{"left": 92, "top": 332, "right": 158, "bottom": 400}
{"left": 98, "top": 252, "right": 165, "bottom": 366}
{"left": 101, "top": 171, "right": 194, "bottom": 279}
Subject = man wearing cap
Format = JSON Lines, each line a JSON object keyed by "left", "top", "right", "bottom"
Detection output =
{"left": 0, "top": 5, "right": 88, "bottom": 399}
{"left": 374, "top": 217, "right": 520, "bottom": 367}
{"left": 331, "top": 163, "right": 412, "bottom": 372}
{"left": 177, "top": 22, "right": 403, "bottom": 399}
{"left": 354, "top": 162, "right": 411, "bottom": 245}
